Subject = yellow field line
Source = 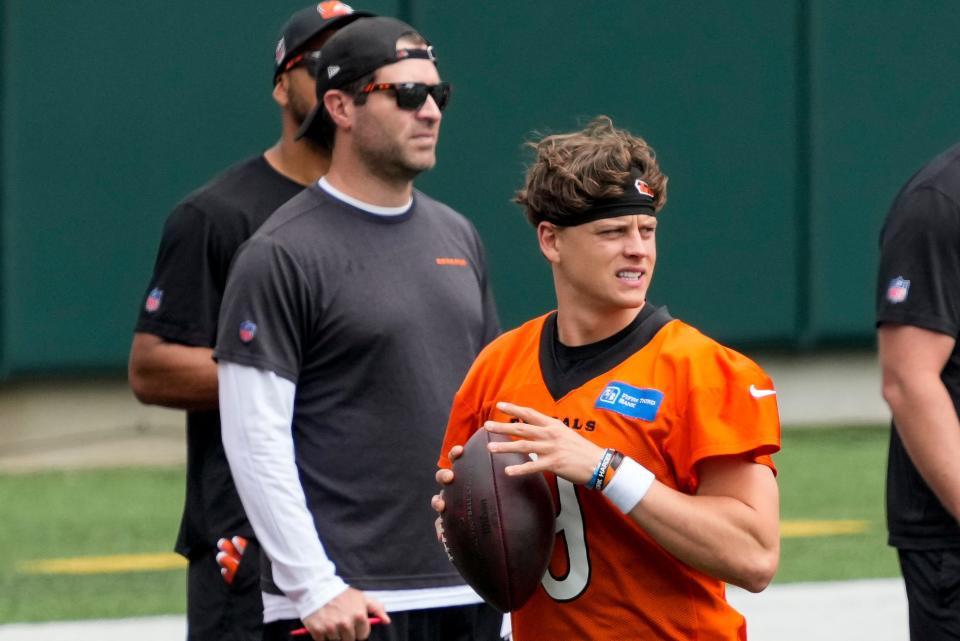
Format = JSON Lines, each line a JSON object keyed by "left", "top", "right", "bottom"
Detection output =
{"left": 17, "top": 520, "right": 871, "bottom": 576}
{"left": 781, "top": 519, "right": 870, "bottom": 537}
{"left": 19, "top": 553, "right": 186, "bottom": 575}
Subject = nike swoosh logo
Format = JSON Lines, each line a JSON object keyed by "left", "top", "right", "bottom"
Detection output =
{"left": 749, "top": 385, "right": 777, "bottom": 399}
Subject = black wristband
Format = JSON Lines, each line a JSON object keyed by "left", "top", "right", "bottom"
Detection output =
{"left": 609, "top": 451, "right": 625, "bottom": 471}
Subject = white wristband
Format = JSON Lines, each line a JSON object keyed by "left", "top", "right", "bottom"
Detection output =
{"left": 602, "top": 457, "right": 655, "bottom": 513}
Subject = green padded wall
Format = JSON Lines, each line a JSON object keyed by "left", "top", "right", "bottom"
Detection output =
{"left": 416, "top": 2, "right": 800, "bottom": 344}
{"left": 0, "top": 0, "right": 399, "bottom": 376}
{"left": 2, "top": 1, "right": 959, "bottom": 378}
{"left": 807, "top": 0, "right": 960, "bottom": 344}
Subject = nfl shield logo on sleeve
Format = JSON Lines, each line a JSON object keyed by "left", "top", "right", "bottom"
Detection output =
{"left": 239, "top": 321, "right": 257, "bottom": 343}
{"left": 886, "top": 276, "right": 910, "bottom": 304}
{"left": 144, "top": 288, "right": 163, "bottom": 313}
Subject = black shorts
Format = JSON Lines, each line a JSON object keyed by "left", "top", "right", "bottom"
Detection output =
{"left": 263, "top": 602, "right": 503, "bottom": 641}
{"left": 187, "top": 538, "right": 263, "bottom": 641}
{"left": 898, "top": 547, "right": 960, "bottom": 640}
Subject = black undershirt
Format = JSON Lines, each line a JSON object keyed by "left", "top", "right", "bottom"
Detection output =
{"left": 540, "top": 304, "right": 673, "bottom": 401}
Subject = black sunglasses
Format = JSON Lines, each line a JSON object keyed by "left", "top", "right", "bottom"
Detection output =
{"left": 283, "top": 50, "right": 321, "bottom": 76}
{"left": 359, "top": 82, "right": 451, "bottom": 111}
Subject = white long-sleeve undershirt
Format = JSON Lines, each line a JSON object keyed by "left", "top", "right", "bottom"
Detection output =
{"left": 219, "top": 361, "right": 348, "bottom": 619}
{"left": 219, "top": 356, "right": 484, "bottom": 622}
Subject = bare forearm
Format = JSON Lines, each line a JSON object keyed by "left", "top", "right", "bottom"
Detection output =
{"left": 886, "top": 379, "right": 960, "bottom": 520}
{"left": 484, "top": 403, "right": 780, "bottom": 592}
{"left": 879, "top": 325, "right": 960, "bottom": 519}
{"left": 629, "top": 475, "right": 779, "bottom": 592}
{"left": 128, "top": 332, "right": 218, "bottom": 410}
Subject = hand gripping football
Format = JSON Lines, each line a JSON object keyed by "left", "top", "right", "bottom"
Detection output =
{"left": 441, "top": 429, "right": 556, "bottom": 612}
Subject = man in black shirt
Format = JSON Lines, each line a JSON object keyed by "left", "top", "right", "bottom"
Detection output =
{"left": 877, "top": 142, "right": 960, "bottom": 640}
{"left": 128, "top": 4, "right": 369, "bottom": 640}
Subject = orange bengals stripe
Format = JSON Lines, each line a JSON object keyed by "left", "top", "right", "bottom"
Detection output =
{"left": 436, "top": 257, "right": 468, "bottom": 266}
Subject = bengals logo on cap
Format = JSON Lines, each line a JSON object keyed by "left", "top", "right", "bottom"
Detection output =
{"left": 317, "top": 1, "right": 354, "bottom": 19}
{"left": 275, "top": 38, "right": 286, "bottom": 65}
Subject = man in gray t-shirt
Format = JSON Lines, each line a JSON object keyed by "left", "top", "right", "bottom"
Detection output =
{"left": 215, "top": 16, "right": 501, "bottom": 641}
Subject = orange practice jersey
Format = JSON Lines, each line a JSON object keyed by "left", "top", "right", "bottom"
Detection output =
{"left": 439, "top": 310, "right": 781, "bottom": 641}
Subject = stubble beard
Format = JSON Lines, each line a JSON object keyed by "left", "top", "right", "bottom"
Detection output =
{"left": 355, "top": 132, "right": 434, "bottom": 184}
{"left": 287, "top": 86, "right": 314, "bottom": 127}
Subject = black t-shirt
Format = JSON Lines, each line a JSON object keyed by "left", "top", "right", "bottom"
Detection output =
{"left": 135, "top": 155, "right": 305, "bottom": 557}
{"left": 876, "top": 141, "right": 960, "bottom": 549}
{"left": 215, "top": 185, "right": 500, "bottom": 590}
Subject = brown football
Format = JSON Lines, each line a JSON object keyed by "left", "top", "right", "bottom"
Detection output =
{"left": 441, "top": 429, "right": 556, "bottom": 612}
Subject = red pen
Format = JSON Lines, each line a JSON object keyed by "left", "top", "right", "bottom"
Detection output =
{"left": 290, "top": 617, "right": 383, "bottom": 636}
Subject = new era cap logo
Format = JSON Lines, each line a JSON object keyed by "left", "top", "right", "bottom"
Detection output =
{"left": 327, "top": 65, "right": 340, "bottom": 79}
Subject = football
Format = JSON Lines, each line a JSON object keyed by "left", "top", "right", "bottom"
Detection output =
{"left": 441, "top": 429, "right": 556, "bottom": 612}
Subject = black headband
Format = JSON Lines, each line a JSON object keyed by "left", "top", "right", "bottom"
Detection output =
{"left": 542, "top": 167, "right": 657, "bottom": 227}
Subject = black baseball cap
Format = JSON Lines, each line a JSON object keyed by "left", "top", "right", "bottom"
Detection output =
{"left": 295, "top": 16, "right": 436, "bottom": 141}
{"left": 273, "top": 2, "right": 374, "bottom": 82}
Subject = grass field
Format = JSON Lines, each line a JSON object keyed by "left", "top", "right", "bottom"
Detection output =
{"left": 777, "top": 426, "right": 898, "bottom": 582}
{"left": 0, "top": 425, "right": 898, "bottom": 624}
{"left": 0, "top": 467, "right": 185, "bottom": 623}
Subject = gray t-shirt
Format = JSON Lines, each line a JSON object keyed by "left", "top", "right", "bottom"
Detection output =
{"left": 215, "top": 184, "right": 500, "bottom": 589}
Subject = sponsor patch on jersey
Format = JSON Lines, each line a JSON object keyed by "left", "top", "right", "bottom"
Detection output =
{"left": 144, "top": 288, "right": 163, "bottom": 313}
{"left": 595, "top": 382, "right": 663, "bottom": 421}
{"left": 886, "top": 276, "right": 910, "bottom": 304}
{"left": 239, "top": 321, "right": 257, "bottom": 343}
{"left": 436, "top": 257, "right": 468, "bottom": 267}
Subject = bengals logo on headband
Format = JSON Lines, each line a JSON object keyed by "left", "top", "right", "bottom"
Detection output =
{"left": 317, "top": 1, "right": 354, "bottom": 19}
{"left": 634, "top": 178, "right": 655, "bottom": 200}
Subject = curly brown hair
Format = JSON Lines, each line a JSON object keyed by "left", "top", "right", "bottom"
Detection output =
{"left": 514, "top": 116, "right": 668, "bottom": 227}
